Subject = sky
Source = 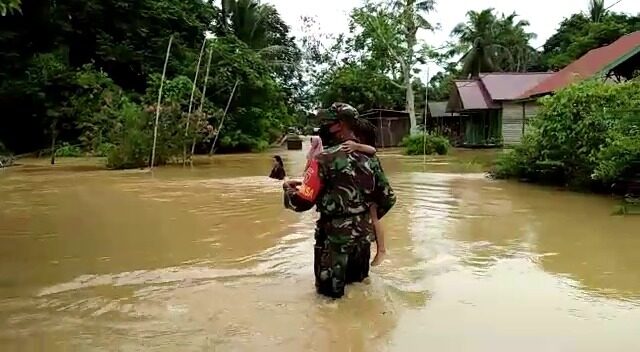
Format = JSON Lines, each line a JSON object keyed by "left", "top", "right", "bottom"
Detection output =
{"left": 263, "top": 0, "right": 640, "bottom": 78}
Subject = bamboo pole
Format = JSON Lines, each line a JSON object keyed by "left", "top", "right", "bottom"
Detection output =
{"left": 209, "top": 79, "right": 239, "bottom": 155}
{"left": 150, "top": 35, "right": 173, "bottom": 170}
{"left": 423, "top": 66, "right": 429, "bottom": 164}
{"left": 183, "top": 37, "right": 207, "bottom": 166}
{"left": 189, "top": 46, "right": 214, "bottom": 163}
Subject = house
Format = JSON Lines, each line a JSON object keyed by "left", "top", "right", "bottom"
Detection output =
{"left": 447, "top": 72, "right": 554, "bottom": 146}
{"left": 426, "top": 101, "right": 462, "bottom": 145}
{"left": 446, "top": 31, "right": 640, "bottom": 147}
{"left": 360, "top": 109, "right": 411, "bottom": 148}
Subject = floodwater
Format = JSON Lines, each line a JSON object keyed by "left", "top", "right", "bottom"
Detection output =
{"left": 1, "top": 145, "right": 640, "bottom": 352}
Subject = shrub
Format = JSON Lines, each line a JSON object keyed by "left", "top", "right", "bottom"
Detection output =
{"left": 95, "top": 143, "right": 116, "bottom": 157}
{"left": 492, "top": 79, "right": 640, "bottom": 190}
{"left": 401, "top": 133, "right": 450, "bottom": 156}
{"left": 106, "top": 101, "right": 151, "bottom": 169}
{"left": 55, "top": 143, "right": 83, "bottom": 157}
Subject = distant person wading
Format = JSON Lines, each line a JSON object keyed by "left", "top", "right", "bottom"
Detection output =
{"left": 269, "top": 155, "right": 286, "bottom": 180}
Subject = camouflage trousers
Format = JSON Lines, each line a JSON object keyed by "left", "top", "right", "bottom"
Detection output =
{"left": 313, "top": 227, "right": 371, "bottom": 299}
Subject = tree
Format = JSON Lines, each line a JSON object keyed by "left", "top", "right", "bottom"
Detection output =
{"left": 588, "top": 0, "right": 606, "bottom": 23}
{"left": 0, "top": 0, "right": 20, "bottom": 16}
{"left": 0, "top": 0, "right": 304, "bottom": 162}
{"left": 315, "top": 62, "right": 405, "bottom": 112}
{"left": 540, "top": 10, "right": 640, "bottom": 70}
{"left": 350, "top": 0, "right": 436, "bottom": 133}
{"left": 451, "top": 9, "right": 537, "bottom": 77}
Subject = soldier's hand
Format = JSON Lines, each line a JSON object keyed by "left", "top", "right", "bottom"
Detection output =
{"left": 283, "top": 180, "right": 302, "bottom": 189}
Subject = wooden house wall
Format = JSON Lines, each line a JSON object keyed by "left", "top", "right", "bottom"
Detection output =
{"left": 502, "top": 101, "right": 539, "bottom": 146}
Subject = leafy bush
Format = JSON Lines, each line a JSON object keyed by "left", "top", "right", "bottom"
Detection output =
{"left": 55, "top": 143, "right": 83, "bottom": 157}
{"left": 95, "top": 143, "right": 116, "bottom": 157}
{"left": 492, "top": 79, "right": 640, "bottom": 190}
{"left": 106, "top": 101, "right": 151, "bottom": 169}
{"left": 401, "top": 133, "right": 450, "bottom": 155}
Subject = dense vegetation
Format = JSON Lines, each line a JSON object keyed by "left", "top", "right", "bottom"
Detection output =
{"left": 1, "top": 0, "right": 639, "bottom": 172}
{"left": 493, "top": 79, "right": 640, "bottom": 191}
{"left": 429, "top": 0, "right": 640, "bottom": 100}
{"left": 0, "top": 0, "right": 304, "bottom": 168}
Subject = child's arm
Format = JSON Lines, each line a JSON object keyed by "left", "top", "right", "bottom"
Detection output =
{"left": 341, "top": 140, "right": 377, "bottom": 155}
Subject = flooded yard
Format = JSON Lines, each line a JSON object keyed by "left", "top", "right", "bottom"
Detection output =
{"left": 1, "top": 146, "right": 640, "bottom": 351}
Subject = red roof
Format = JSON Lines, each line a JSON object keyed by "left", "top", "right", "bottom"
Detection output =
{"left": 453, "top": 79, "right": 498, "bottom": 110}
{"left": 521, "top": 31, "right": 640, "bottom": 98}
{"left": 480, "top": 72, "right": 554, "bottom": 100}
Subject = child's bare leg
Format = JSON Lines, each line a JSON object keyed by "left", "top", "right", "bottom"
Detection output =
{"left": 371, "top": 221, "right": 386, "bottom": 266}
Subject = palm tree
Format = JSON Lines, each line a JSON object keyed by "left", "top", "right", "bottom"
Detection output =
{"left": 451, "top": 9, "right": 536, "bottom": 77}
{"left": 219, "top": 0, "right": 268, "bottom": 48}
{"left": 0, "top": 0, "right": 21, "bottom": 16}
{"left": 496, "top": 12, "right": 537, "bottom": 72}
{"left": 588, "top": 0, "right": 606, "bottom": 23}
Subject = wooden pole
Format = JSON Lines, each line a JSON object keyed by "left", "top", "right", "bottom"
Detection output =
{"left": 150, "top": 35, "right": 173, "bottom": 170}
{"left": 209, "top": 79, "right": 239, "bottom": 155}
{"left": 183, "top": 37, "right": 207, "bottom": 166}
{"left": 423, "top": 66, "right": 429, "bottom": 164}
{"left": 190, "top": 46, "right": 213, "bottom": 162}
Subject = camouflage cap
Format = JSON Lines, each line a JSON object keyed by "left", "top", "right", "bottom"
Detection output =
{"left": 316, "top": 102, "right": 359, "bottom": 123}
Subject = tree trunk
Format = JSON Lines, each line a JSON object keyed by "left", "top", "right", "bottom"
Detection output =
{"left": 405, "top": 70, "right": 417, "bottom": 133}
{"left": 404, "top": 37, "right": 417, "bottom": 133}
{"left": 403, "top": 0, "right": 418, "bottom": 133}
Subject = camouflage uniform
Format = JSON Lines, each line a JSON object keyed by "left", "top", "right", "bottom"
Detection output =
{"left": 283, "top": 103, "right": 396, "bottom": 298}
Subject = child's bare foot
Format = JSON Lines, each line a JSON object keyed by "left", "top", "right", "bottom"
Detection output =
{"left": 371, "top": 250, "right": 386, "bottom": 266}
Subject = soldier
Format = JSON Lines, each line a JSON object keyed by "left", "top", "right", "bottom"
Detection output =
{"left": 282, "top": 102, "right": 396, "bottom": 298}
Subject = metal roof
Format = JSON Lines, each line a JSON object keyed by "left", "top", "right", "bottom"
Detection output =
{"left": 452, "top": 79, "right": 499, "bottom": 111}
{"left": 479, "top": 72, "right": 554, "bottom": 100}
{"left": 521, "top": 31, "right": 640, "bottom": 98}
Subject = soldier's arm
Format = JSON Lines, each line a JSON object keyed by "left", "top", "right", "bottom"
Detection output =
{"left": 370, "top": 157, "right": 396, "bottom": 219}
{"left": 283, "top": 157, "right": 324, "bottom": 212}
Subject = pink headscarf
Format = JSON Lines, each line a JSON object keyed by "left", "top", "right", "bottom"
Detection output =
{"left": 307, "top": 136, "right": 323, "bottom": 160}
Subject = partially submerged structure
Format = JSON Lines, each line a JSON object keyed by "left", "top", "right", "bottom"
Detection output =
{"left": 427, "top": 101, "right": 462, "bottom": 145}
{"left": 361, "top": 109, "right": 410, "bottom": 148}
{"left": 446, "top": 31, "right": 640, "bottom": 147}
{"left": 447, "top": 72, "right": 553, "bottom": 146}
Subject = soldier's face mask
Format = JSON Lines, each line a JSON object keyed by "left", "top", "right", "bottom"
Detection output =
{"left": 319, "top": 121, "right": 338, "bottom": 147}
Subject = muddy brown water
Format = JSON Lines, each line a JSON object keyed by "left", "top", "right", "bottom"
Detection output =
{"left": 1, "top": 146, "right": 640, "bottom": 351}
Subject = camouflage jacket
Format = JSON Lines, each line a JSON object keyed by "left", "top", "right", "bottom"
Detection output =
{"left": 283, "top": 144, "right": 396, "bottom": 244}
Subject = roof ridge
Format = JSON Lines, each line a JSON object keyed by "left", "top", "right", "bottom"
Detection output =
{"left": 480, "top": 71, "right": 555, "bottom": 75}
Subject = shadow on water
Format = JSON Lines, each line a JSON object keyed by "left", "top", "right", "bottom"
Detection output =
{"left": 1, "top": 143, "right": 640, "bottom": 351}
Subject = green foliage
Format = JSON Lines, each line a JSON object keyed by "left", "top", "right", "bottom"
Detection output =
{"left": 106, "top": 101, "right": 152, "bottom": 169}
{"left": 0, "top": 0, "right": 20, "bottom": 16}
{"left": 0, "top": 0, "right": 304, "bottom": 166}
{"left": 95, "top": 143, "right": 116, "bottom": 157}
{"left": 540, "top": 13, "right": 640, "bottom": 70}
{"left": 451, "top": 8, "right": 538, "bottom": 77}
{"left": 493, "top": 79, "right": 640, "bottom": 189}
{"left": 592, "top": 110, "right": 640, "bottom": 182}
{"left": 401, "top": 133, "right": 450, "bottom": 155}
{"left": 55, "top": 143, "right": 83, "bottom": 157}
{"left": 315, "top": 63, "right": 405, "bottom": 111}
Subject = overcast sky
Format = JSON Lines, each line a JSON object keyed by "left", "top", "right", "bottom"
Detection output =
{"left": 264, "top": 0, "right": 640, "bottom": 77}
